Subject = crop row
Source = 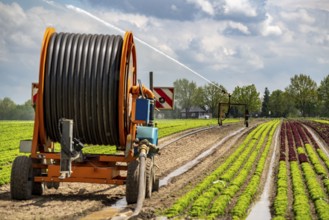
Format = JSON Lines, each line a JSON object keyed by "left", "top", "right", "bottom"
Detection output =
{"left": 205, "top": 123, "right": 273, "bottom": 218}
{"left": 0, "top": 121, "right": 33, "bottom": 141}
{"left": 165, "top": 122, "right": 265, "bottom": 217}
{"left": 273, "top": 120, "right": 329, "bottom": 220}
{"left": 231, "top": 120, "right": 279, "bottom": 219}
{"left": 313, "top": 119, "right": 329, "bottom": 124}
{"left": 273, "top": 161, "right": 288, "bottom": 219}
{"left": 302, "top": 120, "right": 329, "bottom": 145}
{"left": 0, "top": 164, "right": 12, "bottom": 186}
{"left": 296, "top": 122, "right": 329, "bottom": 219}
{"left": 166, "top": 120, "right": 279, "bottom": 218}
{"left": 290, "top": 160, "right": 312, "bottom": 220}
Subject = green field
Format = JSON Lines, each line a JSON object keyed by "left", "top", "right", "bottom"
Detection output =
{"left": 0, "top": 118, "right": 239, "bottom": 186}
{"left": 0, "top": 121, "right": 34, "bottom": 185}
{"left": 313, "top": 119, "right": 329, "bottom": 124}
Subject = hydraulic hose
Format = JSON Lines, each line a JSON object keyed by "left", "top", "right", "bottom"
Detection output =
{"left": 129, "top": 150, "right": 147, "bottom": 218}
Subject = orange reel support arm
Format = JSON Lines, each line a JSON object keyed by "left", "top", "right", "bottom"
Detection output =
{"left": 31, "top": 27, "right": 55, "bottom": 157}
{"left": 118, "top": 32, "right": 137, "bottom": 147}
{"left": 130, "top": 85, "right": 155, "bottom": 100}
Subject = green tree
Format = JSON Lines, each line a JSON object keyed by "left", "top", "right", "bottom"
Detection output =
{"left": 0, "top": 97, "right": 34, "bottom": 120}
{"left": 195, "top": 82, "right": 228, "bottom": 117}
{"left": 173, "top": 79, "right": 197, "bottom": 118}
{"left": 231, "top": 84, "right": 261, "bottom": 114}
{"left": 261, "top": 87, "right": 270, "bottom": 117}
{"left": 0, "top": 97, "right": 16, "bottom": 120}
{"left": 14, "top": 100, "right": 34, "bottom": 120}
{"left": 318, "top": 74, "right": 329, "bottom": 117}
{"left": 268, "top": 90, "right": 297, "bottom": 117}
{"left": 285, "top": 74, "right": 317, "bottom": 117}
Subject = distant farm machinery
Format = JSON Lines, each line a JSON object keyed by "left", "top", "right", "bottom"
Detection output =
{"left": 218, "top": 94, "right": 249, "bottom": 127}
{"left": 10, "top": 28, "right": 159, "bottom": 213}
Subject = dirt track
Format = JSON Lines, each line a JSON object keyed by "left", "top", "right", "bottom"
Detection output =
{"left": 0, "top": 121, "right": 255, "bottom": 219}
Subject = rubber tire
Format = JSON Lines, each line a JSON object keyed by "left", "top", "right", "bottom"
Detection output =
{"left": 10, "top": 156, "right": 33, "bottom": 200}
{"left": 30, "top": 158, "right": 44, "bottom": 195}
{"left": 46, "top": 182, "right": 60, "bottom": 189}
{"left": 126, "top": 160, "right": 139, "bottom": 204}
{"left": 153, "top": 177, "right": 160, "bottom": 192}
{"left": 32, "top": 167, "right": 43, "bottom": 196}
{"left": 145, "top": 158, "right": 154, "bottom": 198}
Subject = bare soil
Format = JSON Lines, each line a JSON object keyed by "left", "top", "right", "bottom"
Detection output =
{"left": 0, "top": 121, "right": 257, "bottom": 220}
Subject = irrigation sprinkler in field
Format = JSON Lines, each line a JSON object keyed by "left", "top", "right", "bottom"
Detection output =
{"left": 218, "top": 94, "right": 249, "bottom": 127}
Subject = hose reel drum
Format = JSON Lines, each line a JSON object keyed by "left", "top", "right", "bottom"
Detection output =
{"left": 38, "top": 27, "right": 137, "bottom": 148}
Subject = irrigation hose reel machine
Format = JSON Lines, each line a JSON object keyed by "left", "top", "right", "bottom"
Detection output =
{"left": 10, "top": 27, "right": 160, "bottom": 207}
{"left": 218, "top": 94, "right": 249, "bottom": 127}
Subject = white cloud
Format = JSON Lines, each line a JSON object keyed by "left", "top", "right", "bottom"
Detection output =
{"left": 227, "top": 21, "right": 250, "bottom": 34}
{"left": 0, "top": 2, "right": 26, "bottom": 28}
{"left": 171, "top": 4, "right": 178, "bottom": 11}
{"left": 223, "top": 0, "right": 257, "bottom": 17}
{"left": 268, "top": 0, "right": 329, "bottom": 12}
{"left": 318, "top": 58, "right": 329, "bottom": 64}
{"left": 260, "top": 13, "right": 282, "bottom": 36}
{"left": 280, "top": 8, "right": 315, "bottom": 24}
{"left": 0, "top": 2, "right": 43, "bottom": 61}
{"left": 0, "top": 38, "right": 8, "bottom": 62}
{"left": 223, "top": 47, "right": 236, "bottom": 56}
{"left": 186, "top": 0, "right": 215, "bottom": 16}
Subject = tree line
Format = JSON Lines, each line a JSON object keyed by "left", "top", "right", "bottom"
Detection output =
{"left": 1, "top": 73, "right": 328, "bottom": 120}
{"left": 173, "top": 73, "right": 329, "bottom": 118}
{"left": 0, "top": 98, "right": 34, "bottom": 120}
{"left": 263, "top": 74, "right": 329, "bottom": 117}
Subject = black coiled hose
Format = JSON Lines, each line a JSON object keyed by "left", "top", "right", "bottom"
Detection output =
{"left": 44, "top": 32, "right": 123, "bottom": 146}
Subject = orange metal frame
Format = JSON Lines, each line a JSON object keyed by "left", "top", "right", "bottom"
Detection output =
{"left": 30, "top": 28, "right": 141, "bottom": 185}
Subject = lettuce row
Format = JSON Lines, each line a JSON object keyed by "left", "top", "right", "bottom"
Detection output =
{"left": 187, "top": 122, "right": 272, "bottom": 217}
{"left": 166, "top": 122, "right": 268, "bottom": 217}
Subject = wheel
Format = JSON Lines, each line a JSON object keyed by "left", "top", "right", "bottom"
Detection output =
{"left": 145, "top": 158, "right": 154, "bottom": 198}
{"left": 126, "top": 158, "right": 152, "bottom": 203}
{"left": 32, "top": 167, "right": 43, "bottom": 195}
{"left": 29, "top": 158, "right": 43, "bottom": 196}
{"left": 10, "top": 156, "right": 43, "bottom": 200}
{"left": 126, "top": 160, "right": 139, "bottom": 204}
{"left": 153, "top": 175, "right": 160, "bottom": 192}
{"left": 46, "top": 182, "right": 60, "bottom": 189}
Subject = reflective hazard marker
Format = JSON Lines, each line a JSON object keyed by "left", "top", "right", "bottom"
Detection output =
{"left": 153, "top": 87, "right": 174, "bottom": 109}
{"left": 32, "top": 83, "right": 38, "bottom": 109}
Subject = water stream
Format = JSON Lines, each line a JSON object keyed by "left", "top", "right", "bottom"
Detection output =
{"left": 65, "top": 4, "right": 220, "bottom": 88}
{"left": 246, "top": 124, "right": 280, "bottom": 220}
{"left": 159, "top": 127, "right": 245, "bottom": 186}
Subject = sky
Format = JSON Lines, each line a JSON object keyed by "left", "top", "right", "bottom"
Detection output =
{"left": 0, "top": 0, "right": 328, "bottom": 104}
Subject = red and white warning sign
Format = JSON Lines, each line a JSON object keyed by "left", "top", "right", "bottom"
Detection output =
{"left": 31, "top": 83, "right": 38, "bottom": 108}
{"left": 153, "top": 87, "right": 174, "bottom": 109}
